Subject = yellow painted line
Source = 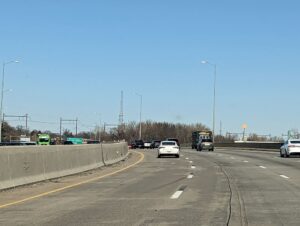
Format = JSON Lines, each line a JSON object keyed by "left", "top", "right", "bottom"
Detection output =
{"left": 0, "top": 150, "right": 144, "bottom": 209}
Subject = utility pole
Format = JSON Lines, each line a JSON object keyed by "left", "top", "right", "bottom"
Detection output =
{"left": 119, "top": 91, "right": 124, "bottom": 126}
{"left": 60, "top": 118, "right": 78, "bottom": 142}
{"left": 0, "top": 60, "right": 19, "bottom": 143}
{"left": 219, "top": 121, "right": 222, "bottom": 136}
{"left": 60, "top": 117, "right": 62, "bottom": 143}
{"left": 99, "top": 115, "right": 102, "bottom": 142}
{"left": 201, "top": 61, "right": 217, "bottom": 142}
{"left": 119, "top": 91, "right": 125, "bottom": 139}
{"left": 136, "top": 93, "right": 142, "bottom": 140}
{"left": 3, "top": 114, "right": 29, "bottom": 139}
{"left": 75, "top": 118, "right": 78, "bottom": 136}
{"left": 25, "top": 114, "right": 28, "bottom": 131}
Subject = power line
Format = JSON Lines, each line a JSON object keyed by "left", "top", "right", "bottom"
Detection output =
{"left": 3, "top": 114, "right": 28, "bottom": 132}
{"left": 60, "top": 118, "right": 78, "bottom": 142}
{"left": 28, "top": 120, "right": 58, "bottom": 125}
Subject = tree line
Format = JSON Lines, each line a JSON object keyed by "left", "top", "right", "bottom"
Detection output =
{"left": 1, "top": 120, "right": 282, "bottom": 144}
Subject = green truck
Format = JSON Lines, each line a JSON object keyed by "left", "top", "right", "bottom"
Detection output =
{"left": 37, "top": 134, "right": 51, "bottom": 145}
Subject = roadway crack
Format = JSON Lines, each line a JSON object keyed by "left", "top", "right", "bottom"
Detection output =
{"left": 213, "top": 161, "right": 248, "bottom": 226}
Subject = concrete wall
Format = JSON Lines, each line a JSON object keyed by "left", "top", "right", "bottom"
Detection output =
{"left": 215, "top": 142, "right": 282, "bottom": 150}
{"left": 0, "top": 142, "right": 128, "bottom": 190}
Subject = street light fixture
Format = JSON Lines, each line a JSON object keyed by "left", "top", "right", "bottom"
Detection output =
{"left": 0, "top": 60, "right": 19, "bottom": 142}
{"left": 202, "top": 60, "right": 217, "bottom": 142}
{"left": 136, "top": 93, "right": 142, "bottom": 140}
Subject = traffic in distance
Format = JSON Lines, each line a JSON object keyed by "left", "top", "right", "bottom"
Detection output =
{"left": 130, "top": 130, "right": 300, "bottom": 159}
{"left": 130, "top": 137, "right": 181, "bottom": 149}
{"left": 0, "top": 133, "right": 101, "bottom": 146}
{"left": 3, "top": 129, "right": 300, "bottom": 158}
{"left": 130, "top": 131, "right": 214, "bottom": 158}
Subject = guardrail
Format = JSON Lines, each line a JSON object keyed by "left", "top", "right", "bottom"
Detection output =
{"left": 0, "top": 142, "right": 128, "bottom": 190}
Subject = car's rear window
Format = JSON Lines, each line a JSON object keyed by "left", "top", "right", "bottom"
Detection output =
{"left": 162, "top": 141, "right": 176, "bottom": 146}
{"left": 290, "top": 141, "right": 300, "bottom": 144}
{"left": 202, "top": 139, "right": 212, "bottom": 142}
{"left": 135, "top": 140, "right": 143, "bottom": 144}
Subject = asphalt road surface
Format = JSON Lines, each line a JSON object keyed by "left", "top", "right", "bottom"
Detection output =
{"left": 1, "top": 148, "right": 300, "bottom": 226}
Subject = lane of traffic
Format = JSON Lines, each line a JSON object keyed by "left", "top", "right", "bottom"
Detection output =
{"left": 211, "top": 148, "right": 300, "bottom": 184}
{"left": 0, "top": 149, "right": 230, "bottom": 226}
{"left": 183, "top": 148, "right": 300, "bottom": 226}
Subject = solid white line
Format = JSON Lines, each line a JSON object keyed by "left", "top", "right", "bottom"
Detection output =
{"left": 171, "top": 191, "right": 183, "bottom": 199}
{"left": 259, "top": 166, "right": 266, "bottom": 169}
{"left": 243, "top": 160, "right": 249, "bottom": 163}
{"left": 187, "top": 174, "right": 194, "bottom": 179}
{"left": 280, "top": 175, "right": 289, "bottom": 179}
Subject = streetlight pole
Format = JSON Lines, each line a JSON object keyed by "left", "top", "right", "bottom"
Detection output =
{"left": 95, "top": 113, "right": 101, "bottom": 142}
{"left": 136, "top": 93, "right": 142, "bottom": 140}
{"left": 0, "top": 60, "right": 19, "bottom": 143}
{"left": 201, "top": 60, "right": 216, "bottom": 142}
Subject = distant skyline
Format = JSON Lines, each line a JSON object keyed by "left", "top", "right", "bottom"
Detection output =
{"left": 1, "top": 0, "right": 300, "bottom": 136}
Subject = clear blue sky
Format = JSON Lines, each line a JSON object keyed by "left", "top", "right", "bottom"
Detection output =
{"left": 1, "top": 0, "right": 299, "bottom": 136}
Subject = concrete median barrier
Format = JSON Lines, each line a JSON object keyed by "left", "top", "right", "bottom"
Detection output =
{"left": 0, "top": 142, "right": 128, "bottom": 190}
{"left": 102, "top": 142, "right": 129, "bottom": 165}
{"left": 0, "top": 149, "right": 13, "bottom": 189}
{"left": 214, "top": 142, "right": 281, "bottom": 151}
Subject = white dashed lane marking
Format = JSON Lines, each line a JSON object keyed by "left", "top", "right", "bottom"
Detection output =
{"left": 191, "top": 165, "right": 196, "bottom": 169}
{"left": 243, "top": 160, "right": 249, "bottom": 163}
{"left": 170, "top": 185, "right": 187, "bottom": 199}
{"left": 259, "top": 166, "right": 267, "bottom": 169}
{"left": 187, "top": 174, "right": 194, "bottom": 179}
{"left": 280, "top": 175, "right": 289, "bottom": 179}
{"left": 170, "top": 191, "right": 183, "bottom": 199}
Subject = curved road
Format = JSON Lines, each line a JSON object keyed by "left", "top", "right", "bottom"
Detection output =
{"left": 0, "top": 148, "right": 300, "bottom": 226}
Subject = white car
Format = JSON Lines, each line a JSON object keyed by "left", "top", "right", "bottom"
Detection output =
{"left": 144, "top": 141, "right": 151, "bottom": 149}
{"left": 157, "top": 141, "right": 180, "bottom": 158}
{"left": 280, "top": 139, "right": 300, "bottom": 157}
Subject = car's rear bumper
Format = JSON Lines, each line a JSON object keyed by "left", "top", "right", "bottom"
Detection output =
{"left": 287, "top": 148, "right": 300, "bottom": 155}
{"left": 200, "top": 145, "right": 214, "bottom": 150}
{"left": 158, "top": 150, "right": 179, "bottom": 155}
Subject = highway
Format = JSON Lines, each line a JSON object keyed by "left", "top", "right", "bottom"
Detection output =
{"left": 1, "top": 148, "right": 300, "bottom": 226}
